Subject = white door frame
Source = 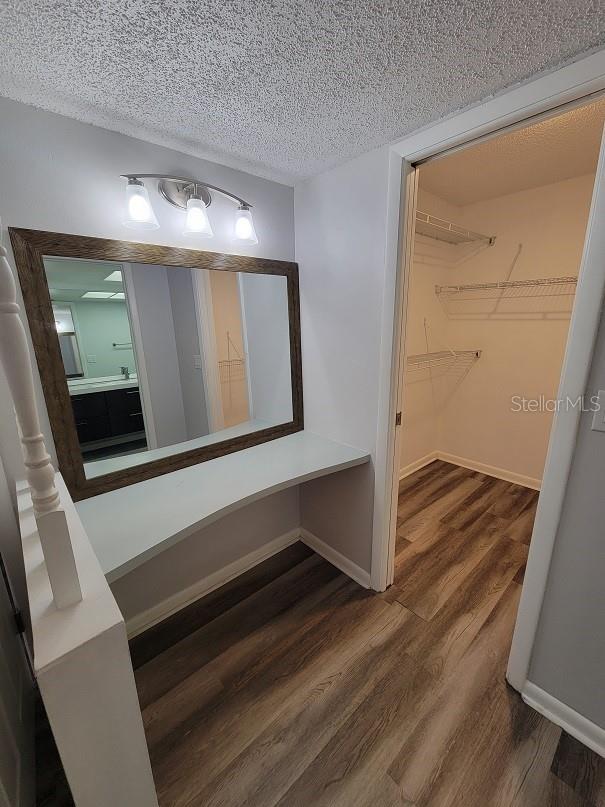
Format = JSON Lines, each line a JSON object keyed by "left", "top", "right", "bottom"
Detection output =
{"left": 192, "top": 269, "right": 225, "bottom": 432}
{"left": 121, "top": 263, "right": 159, "bottom": 450}
{"left": 374, "top": 49, "right": 605, "bottom": 694}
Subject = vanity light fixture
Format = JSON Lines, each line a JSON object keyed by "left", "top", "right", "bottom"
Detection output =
{"left": 120, "top": 174, "right": 258, "bottom": 244}
{"left": 183, "top": 185, "right": 213, "bottom": 238}
{"left": 123, "top": 178, "right": 160, "bottom": 230}
{"left": 234, "top": 204, "right": 258, "bottom": 245}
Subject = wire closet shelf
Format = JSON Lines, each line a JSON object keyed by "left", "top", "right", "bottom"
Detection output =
{"left": 218, "top": 330, "right": 247, "bottom": 383}
{"left": 435, "top": 276, "right": 578, "bottom": 300}
{"left": 406, "top": 349, "right": 482, "bottom": 371}
{"left": 415, "top": 211, "right": 495, "bottom": 246}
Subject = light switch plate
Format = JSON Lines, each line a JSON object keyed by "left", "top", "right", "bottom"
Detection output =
{"left": 87, "top": 355, "right": 97, "bottom": 364}
{"left": 591, "top": 390, "right": 605, "bottom": 432}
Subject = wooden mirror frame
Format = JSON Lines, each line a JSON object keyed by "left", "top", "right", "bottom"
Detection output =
{"left": 9, "top": 228, "right": 303, "bottom": 501}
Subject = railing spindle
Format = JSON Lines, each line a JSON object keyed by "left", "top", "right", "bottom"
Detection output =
{"left": 0, "top": 236, "right": 82, "bottom": 608}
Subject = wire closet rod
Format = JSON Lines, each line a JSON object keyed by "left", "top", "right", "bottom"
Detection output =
{"left": 435, "top": 276, "right": 577, "bottom": 294}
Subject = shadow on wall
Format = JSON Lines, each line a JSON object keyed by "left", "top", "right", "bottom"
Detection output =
{"left": 300, "top": 461, "right": 375, "bottom": 575}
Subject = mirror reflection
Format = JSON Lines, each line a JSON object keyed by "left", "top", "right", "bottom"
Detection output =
{"left": 43, "top": 257, "right": 293, "bottom": 479}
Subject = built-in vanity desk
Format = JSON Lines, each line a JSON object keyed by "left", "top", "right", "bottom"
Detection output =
{"left": 11, "top": 198, "right": 368, "bottom": 806}
{"left": 12, "top": 230, "right": 367, "bottom": 627}
{"left": 76, "top": 431, "right": 370, "bottom": 582}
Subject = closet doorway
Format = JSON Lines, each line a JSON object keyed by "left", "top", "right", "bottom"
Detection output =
{"left": 389, "top": 98, "right": 605, "bottom": 640}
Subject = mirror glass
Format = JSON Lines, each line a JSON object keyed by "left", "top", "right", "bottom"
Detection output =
{"left": 43, "top": 257, "right": 293, "bottom": 479}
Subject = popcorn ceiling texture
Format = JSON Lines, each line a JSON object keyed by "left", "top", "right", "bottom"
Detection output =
{"left": 0, "top": 1, "right": 604, "bottom": 184}
{"left": 421, "top": 99, "right": 605, "bottom": 205}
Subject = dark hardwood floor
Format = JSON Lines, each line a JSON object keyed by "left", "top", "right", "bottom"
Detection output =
{"left": 40, "top": 460, "right": 605, "bottom": 805}
{"left": 129, "top": 460, "right": 605, "bottom": 806}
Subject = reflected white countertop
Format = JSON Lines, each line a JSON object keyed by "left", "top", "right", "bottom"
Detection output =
{"left": 84, "top": 418, "right": 268, "bottom": 479}
{"left": 67, "top": 375, "right": 139, "bottom": 395}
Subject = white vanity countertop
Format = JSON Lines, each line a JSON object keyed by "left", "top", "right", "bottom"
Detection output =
{"left": 68, "top": 376, "right": 139, "bottom": 395}
{"left": 76, "top": 430, "right": 370, "bottom": 582}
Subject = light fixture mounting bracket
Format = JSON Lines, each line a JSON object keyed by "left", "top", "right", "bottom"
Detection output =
{"left": 158, "top": 179, "right": 212, "bottom": 210}
{"left": 120, "top": 174, "right": 252, "bottom": 210}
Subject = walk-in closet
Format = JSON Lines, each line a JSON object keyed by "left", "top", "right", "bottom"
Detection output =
{"left": 393, "top": 98, "right": 605, "bottom": 613}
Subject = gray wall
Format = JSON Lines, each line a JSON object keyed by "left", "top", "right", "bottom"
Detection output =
{"left": 110, "top": 487, "right": 299, "bottom": 628}
{"left": 167, "top": 268, "right": 210, "bottom": 440}
{"left": 528, "top": 302, "right": 605, "bottom": 728}
{"left": 240, "top": 273, "right": 292, "bottom": 425}
{"left": 295, "top": 146, "right": 391, "bottom": 573}
{"left": 71, "top": 300, "right": 136, "bottom": 378}
{"left": 0, "top": 96, "right": 294, "bottom": 621}
{"left": 130, "top": 263, "right": 188, "bottom": 448}
{"left": 130, "top": 264, "right": 212, "bottom": 446}
{"left": 0, "top": 458, "right": 28, "bottom": 646}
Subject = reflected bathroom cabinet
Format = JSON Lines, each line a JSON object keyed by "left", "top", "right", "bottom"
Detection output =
{"left": 10, "top": 228, "right": 303, "bottom": 500}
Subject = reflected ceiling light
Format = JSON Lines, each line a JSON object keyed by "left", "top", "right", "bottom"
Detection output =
{"left": 111, "top": 292, "right": 125, "bottom": 299}
{"left": 123, "top": 178, "right": 159, "bottom": 230}
{"left": 233, "top": 204, "right": 258, "bottom": 245}
{"left": 105, "top": 270, "right": 123, "bottom": 282}
{"left": 82, "top": 291, "right": 114, "bottom": 299}
{"left": 120, "top": 174, "right": 258, "bottom": 244}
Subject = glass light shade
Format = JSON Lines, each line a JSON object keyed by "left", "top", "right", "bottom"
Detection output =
{"left": 183, "top": 197, "right": 213, "bottom": 237}
{"left": 233, "top": 206, "right": 258, "bottom": 245}
{"left": 123, "top": 182, "right": 159, "bottom": 230}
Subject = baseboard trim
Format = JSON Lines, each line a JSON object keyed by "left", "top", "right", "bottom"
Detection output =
{"left": 522, "top": 682, "right": 605, "bottom": 759}
{"left": 300, "top": 528, "right": 371, "bottom": 589}
{"left": 436, "top": 452, "right": 541, "bottom": 491}
{"left": 124, "top": 529, "right": 300, "bottom": 638}
{"left": 399, "top": 451, "right": 439, "bottom": 481}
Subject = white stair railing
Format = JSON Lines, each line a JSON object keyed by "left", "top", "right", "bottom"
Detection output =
{"left": 3, "top": 227, "right": 158, "bottom": 806}
{"left": 0, "top": 236, "right": 82, "bottom": 609}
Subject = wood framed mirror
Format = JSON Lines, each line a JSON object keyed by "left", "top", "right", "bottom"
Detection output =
{"left": 10, "top": 228, "right": 303, "bottom": 500}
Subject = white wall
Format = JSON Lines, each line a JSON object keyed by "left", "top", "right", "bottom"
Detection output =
{"left": 167, "top": 268, "right": 210, "bottom": 440}
{"left": 0, "top": 96, "right": 294, "bottom": 618}
{"left": 129, "top": 263, "right": 188, "bottom": 448}
{"left": 110, "top": 487, "right": 299, "bottom": 630}
{"left": 400, "top": 189, "right": 458, "bottom": 472}
{"left": 401, "top": 175, "right": 595, "bottom": 486}
{"left": 295, "top": 146, "right": 392, "bottom": 573}
{"left": 70, "top": 300, "right": 136, "bottom": 378}
{"left": 0, "top": 95, "right": 294, "bottom": 482}
{"left": 0, "top": 458, "right": 29, "bottom": 645}
{"left": 0, "top": 493, "right": 34, "bottom": 807}
{"left": 240, "top": 273, "right": 292, "bottom": 425}
{"left": 528, "top": 300, "right": 605, "bottom": 727}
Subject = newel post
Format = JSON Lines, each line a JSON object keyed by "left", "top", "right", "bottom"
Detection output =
{"left": 0, "top": 239, "right": 82, "bottom": 608}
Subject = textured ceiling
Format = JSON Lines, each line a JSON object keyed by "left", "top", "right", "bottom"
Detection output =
{"left": 0, "top": 2, "right": 605, "bottom": 184}
{"left": 420, "top": 98, "right": 605, "bottom": 205}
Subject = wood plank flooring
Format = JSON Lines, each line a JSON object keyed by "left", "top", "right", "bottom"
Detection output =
{"left": 130, "top": 460, "right": 605, "bottom": 806}
{"left": 41, "top": 461, "right": 605, "bottom": 806}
